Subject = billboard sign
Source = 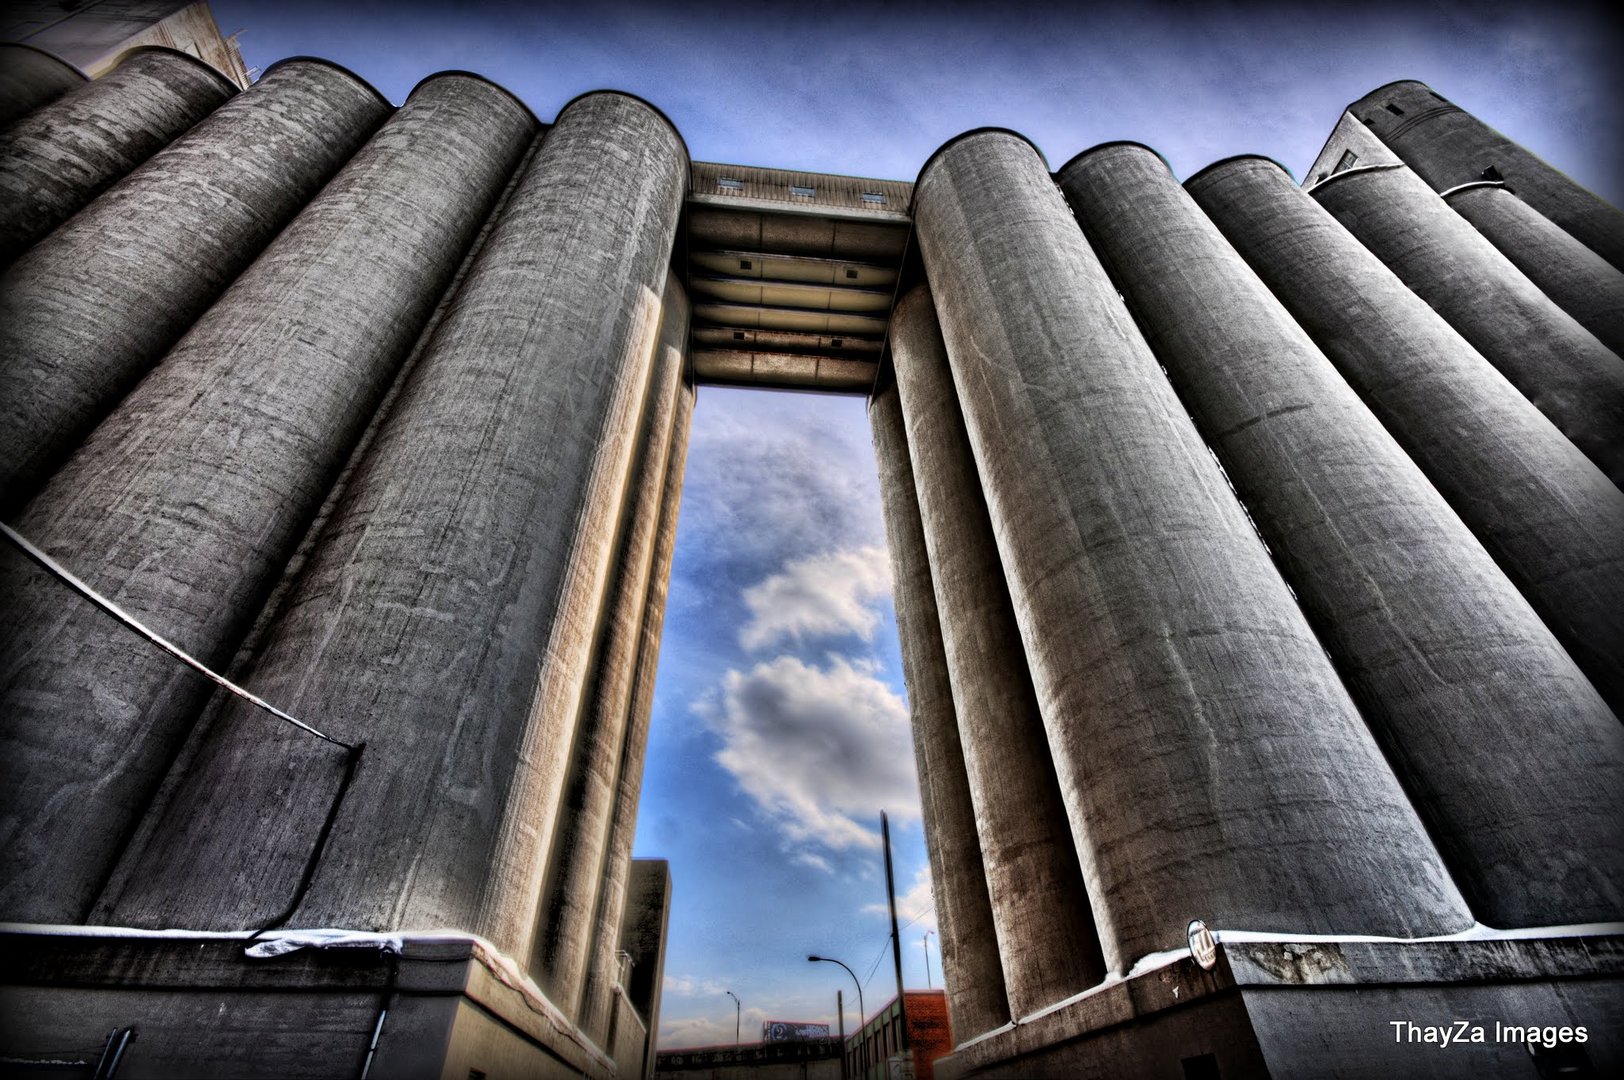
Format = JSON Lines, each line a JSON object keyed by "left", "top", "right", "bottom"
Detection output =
{"left": 763, "top": 1021, "right": 831, "bottom": 1042}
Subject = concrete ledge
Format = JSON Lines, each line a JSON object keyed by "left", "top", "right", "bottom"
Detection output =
{"left": 938, "top": 931, "right": 1624, "bottom": 1079}
{"left": 0, "top": 927, "right": 616, "bottom": 1079}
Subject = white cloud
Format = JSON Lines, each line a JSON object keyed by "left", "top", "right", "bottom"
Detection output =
{"left": 659, "top": 1006, "right": 769, "bottom": 1050}
{"left": 863, "top": 864, "right": 937, "bottom": 935}
{"left": 710, "top": 655, "right": 919, "bottom": 851}
{"left": 739, "top": 546, "right": 892, "bottom": 651}
{"left": 680, "top": 390, "right": 885, "bottom": 568}
{"left": 664, "top": 973, "right": 728, "bottom": 998}
{"left": 790, "top": 850, "right": 834, "bottom": 874}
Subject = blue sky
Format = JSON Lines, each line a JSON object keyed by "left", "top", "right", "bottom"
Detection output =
{"left": 215, "top": 0, "right": 1621, "bottom": 1050}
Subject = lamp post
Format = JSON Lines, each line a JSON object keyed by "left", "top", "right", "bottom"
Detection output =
{"left": 923, "top": 929, "right": 935, "bottom": 989}
{"left": 725, "top": 990, "right": 740, "bottom": 1048}
{"left": 807, "top": 955, "right": 863, "bottom": 1025}
{"left": 809, "top": 954, "right": 864, "bottom": 1078}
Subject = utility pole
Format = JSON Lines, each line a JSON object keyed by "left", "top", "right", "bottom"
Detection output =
{"left": 837, "top": 988, "right": 848, "bottom": 1080}
{"left": 726, "top": 990, "right": 740, "bottom": 1048}
{"left": 882, "top": 810, "right": 910, "bottom": 1069}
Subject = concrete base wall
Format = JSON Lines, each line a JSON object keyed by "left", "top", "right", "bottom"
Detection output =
{"left": 936, "top": 933, "right": 1623, "bottom": 1079}
{"left": 0, "top": 929, "right": 618, "bottom": 1080}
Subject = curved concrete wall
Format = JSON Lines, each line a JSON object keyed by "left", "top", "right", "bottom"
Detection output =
{"left": 870, "top": 379, "right": 1007, "bottom": 1042}
{"left": 1311, "top": 163, "right": 1624, "bottom": 484}
{"left": 534, "top": 272, "right": 689, "bottom": 1020}
{"left": 0, "top": 59, "right": 390, "bottom": 508}
{"left": 889, "top": 283, "right": 1104, "bottom": 1012}
{"left": 1062, "top": 144, "right": 1623, "bottom": 927}
{"left": 0, "top": 73, "right": 536, "bottom": 924}
{"left": 1446, "top": 183, "right": 1624, "bottom": 355}
{"left": 1350, "top": 80, "right": 1624, "bottom": 270}
{"left": 1190, "top": 158, "right": 1624, "bottom": 715}
{"left": 103, "top": 93, "right": 688, "bottom": 964}
{"left": 912, "top": 130, "right": 1468, "bottom": 973}
{"left": 0, "top": 48, "right": 235, "bottom": 266}
{"left": 0, "top": 44, "right": 86, "bottom": 127}
{"left": 580, "top": 372, "right": 696, "bottom": 1045}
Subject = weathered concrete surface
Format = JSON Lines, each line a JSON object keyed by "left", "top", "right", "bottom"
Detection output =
{"left": 101, "top": 94, "right": 688, "bottom": 964}
{"left": 1062, "top": 144, "right": 1624, "bottom": 927}
{"left": 889, "top": 284, "right": 1105, "bottom": 1012}
{"left": 1303, "top": 111, "right": 1400, "bottom": 185}
{"left": 0, "top": 930, "right": 618, "bottom": 1079}
{"left": 0, "top": 74, "right": 535, "bottom": 925}
{"left": 1350, "top": 80, "right": 1624, "bottom": 271}
{"left": 1310, "top": 163, "right": 1624, "bottom": 484}
{"left": 0, "top": 59, "right": 389, "bottom": 508}
{"left": 620, "top": 858, "right": 673, "bottom": 1080}
{"left": 938, "top": 933, "right": 1624, "bottom": 1079}
{"left": 581, "top": 377, "right": 696, "bottom": 1044}
{"left": 1190, "top": 157, "right": 1624, "bottom": 715}
{"left": 0, "top": 48, "right": 234, "bottom": 265}
{"left": 870, "top": 380, "right": 1008, "bottom": 1041}
{"left": 534, "top": 273, "right": 688, "bottom": 1018}
{"left": 0, "top": 44, "right": 85, "bottom": 128}
{"left": 1447, "top": 182, "right": 1624, "bottom": 355}
{"left": 911, "top": 130, "right": 1469, "bottom": 972}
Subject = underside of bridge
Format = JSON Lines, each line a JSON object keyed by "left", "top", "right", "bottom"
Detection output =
{"left": 681, "top": 160, "right": 911, "bottom": 395}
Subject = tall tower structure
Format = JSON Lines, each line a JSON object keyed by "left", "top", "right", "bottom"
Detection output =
{"left": 1, "top": 55, "right": 1620, "bottom": 1079}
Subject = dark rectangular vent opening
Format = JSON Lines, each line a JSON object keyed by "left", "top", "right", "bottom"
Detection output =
{"left": 1384, "top": 103, "right": 1405, "bottom": 116}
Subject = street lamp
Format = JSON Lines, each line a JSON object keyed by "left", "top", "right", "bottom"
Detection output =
{"left": 808, "top": 954, "right": 865, "bottom": 1078}
{"left": 725, "top": 990, "right": 741, "bottom": 1047}
{"left": 806, "top": 954, "right": 863, "bottom": 1025}
{"left": 922, "top": 930, "right": 935, "bottom": 989}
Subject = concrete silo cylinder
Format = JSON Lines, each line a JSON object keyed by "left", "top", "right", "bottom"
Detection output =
{"left": 1309, "top": 163, "right": 1624, "bottom": 484}
{"left": 911, "top": 130, "right": 1469, "bottom": 973}
{"left": 0, "top": 72, "right": 536, "bottom": 925}
{"left": 0, "top": 58, "right": 391, "bottom": 508}
{"left": 579, "top": 360, "right": 697, "bottom": 1045}
{"left": 1060, "top": 143, "right": 1623, "bottom": 928}
{"left": 888, "top": 282, "right": 1105, "bottom": 1014}
{"left": 1445, "top": 181, "right": 1624, "bottom": 355}
{"left": 1189, "top": 156, "right": 1624, "bottom": 715}
{"left": 0, "top": 44, "right": 86, "bottom": 127}
{"left": 533, "top": 272, "right": 689, "bottom": 1022}
{"left": 0, "top": 47, "right": 236, "bottom": 266}
{"left": 1349, "top": 80, "right": 1624, "bottom": 271}
{"left": 869, "top": 378, "right": 1008, "bottom": 1041}
{"left": 103, "top": 93, "right": 689, "bottom": 969}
